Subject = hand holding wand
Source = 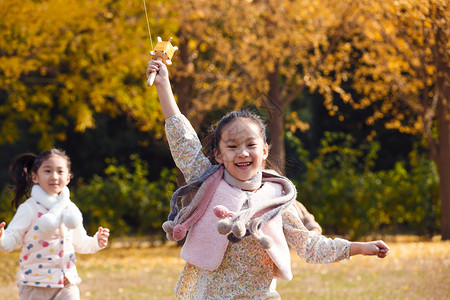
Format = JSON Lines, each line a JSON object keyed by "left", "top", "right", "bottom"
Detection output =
{"left": 147, "top": 37, "right": 178, "bottom": 86}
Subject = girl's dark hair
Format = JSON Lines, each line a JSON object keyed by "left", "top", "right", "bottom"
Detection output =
{"left": 9, "top": 149, "right": 71, "bottom": 209}
{"left": 201, "top": 109, "right": 282, "bottom": 174}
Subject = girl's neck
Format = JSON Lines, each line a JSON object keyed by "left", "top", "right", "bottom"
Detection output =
{"left": 223, "top": 169, "right": 262, "bottom": 192}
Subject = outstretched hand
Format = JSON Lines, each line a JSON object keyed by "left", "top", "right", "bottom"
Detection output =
{"left": 374, "top": 240, "right": 390, "bottom": 258}
{"left": 0, "top": 222, "right": 5, "bottom": 238}
{"left": 351, "top": 240, "right": 390, "bottom": 258}
{"left": 364, "top": 240, "right": 390, "bottom": 258}
{"left": 97, "top": 227, "right": 110, "bottom": 248}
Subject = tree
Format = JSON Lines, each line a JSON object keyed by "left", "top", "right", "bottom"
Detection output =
{"left": 0, "top": 0, "right": 174, "bottom": 150}
{"left": 330, "top": 0, "right": 449, "bottom": 239}
{"left": 161, "top": 0, "right": 445, "bottom": 238}
{"left": 168, "top": 0, "right": 363, "bottom": 173}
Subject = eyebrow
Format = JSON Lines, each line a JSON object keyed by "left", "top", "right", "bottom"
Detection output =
{"left": 223, "top": 136, "right": 258, "bottom": 144}
{"left": 41, "top": 165, "right": 66, "bottom": 169}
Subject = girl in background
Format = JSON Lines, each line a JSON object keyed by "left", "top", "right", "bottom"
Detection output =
{"left": 147, "top": 60, "right": 389, "bottom": 299}
{"left": 0, "top": 149, "right": 110, "bottom": 300}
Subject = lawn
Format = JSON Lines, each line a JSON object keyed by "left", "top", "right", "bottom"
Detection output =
{"left": 0, "top": 237, "right": 448, "bottom": 300}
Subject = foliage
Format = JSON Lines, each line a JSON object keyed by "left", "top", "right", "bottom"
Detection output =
{"left": 0, "top": 0, "right": 175, "bottom": 149}
{"left": 73, "top": 154, "right": 177, "bottom": 237}
{"left": 171, "top": 0, "right": 362, "bottom": 110}
{"left": 0, "top": 155, "right": 177, "bottom": 238}
{"left": 346, "top": 0, "right": 449, "bottom": 138}
{"left": 168, "top": 0, "right": 449, "bottom": 238}
{"left": 297, "top": 132, "right": 440, "bottom": 239}
{"left": 0, "top": 0, "right": 445, "bottom": 239}
{"left": 0, "top": 142, "right": 440, "bottom": 240}
{"left": 0, "top": 187, "right": 14, "bottom": 225}
{"left": 170, "top": 0, "right": 367, "bottom": 168}
{"left": 326, "top": 0, "right": 449, "bottom": 238}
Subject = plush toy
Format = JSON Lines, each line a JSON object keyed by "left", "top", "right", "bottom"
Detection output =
{"left": 214, "top": 205, "right": 274, "bottom": 249}
{"left": 38, "top": 186, "right": 83, "bottom": 235}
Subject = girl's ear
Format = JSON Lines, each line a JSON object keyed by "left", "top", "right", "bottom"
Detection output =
{"left": 214, "top": 149, "right": 223, "bottom": 164}
{"left": 65, "top": 173, "right": 71, "bottom": 186}
{"left": 31, "top": 172, "right": 39, "bottom": 184}
{"left": 263, "top": 143, "right": 269, "bottom": 160}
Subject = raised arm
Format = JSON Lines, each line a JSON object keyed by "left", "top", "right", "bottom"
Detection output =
{"left": 146, "top": 60, "right": 211, "bottom": 183}
{"left": 146, "top": 60, "right": 180, "bottom": 119}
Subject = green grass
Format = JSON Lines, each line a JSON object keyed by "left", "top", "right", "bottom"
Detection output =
{"left": 1, "top": 239, "right": 449, "bottom": 299}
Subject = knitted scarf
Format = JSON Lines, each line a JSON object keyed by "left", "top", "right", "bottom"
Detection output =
{"left": 31, "top": 185, "right": 83, "bottom": 235}
{"left": 162, "top": 165, "right": 297, "bottom": 249}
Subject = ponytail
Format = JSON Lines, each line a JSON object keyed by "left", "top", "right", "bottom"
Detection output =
{"left": 9, "top": 153, "right": 37, "bottom": 209}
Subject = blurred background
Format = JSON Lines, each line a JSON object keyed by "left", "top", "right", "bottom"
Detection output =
{"left": 0, "top": 0, "right": 448, "bottom": 242}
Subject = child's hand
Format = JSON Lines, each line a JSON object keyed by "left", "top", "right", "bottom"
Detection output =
{"left": 0, "top": 222, "right": 5, "bottom": 238}
{"left": 97, "top": 227, "right": 110, "bottom": 248}
{"left": 373, "top": 240, "right": 390, "bottom": 258}
{"left": 146, "top": 59, "right": 169, "bottom": 86}
{"left": 351, "top": 240, "right": 390, "bottom": 258}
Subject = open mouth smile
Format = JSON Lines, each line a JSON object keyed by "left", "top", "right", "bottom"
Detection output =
{"left": 236, "top": 162, "right": 252, "bottom": 167}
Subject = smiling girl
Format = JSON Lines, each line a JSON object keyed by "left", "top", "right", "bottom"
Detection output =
{"left": 0, "top": 149, "right": 109, "bottom": 300}
{"left": 147, "top": 60, "right": 389, "bottom": 299}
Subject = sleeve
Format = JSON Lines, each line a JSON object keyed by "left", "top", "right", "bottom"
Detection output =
{"left": 165, "top": 114, "right": 211, "bottom": 184}
{"left": 68, "top": 201, "right": 103, "bottom": 254}
{"left": 72, "top": 225, "right": 104, "bottom": 254}
{"left": 282, "top": 205, "right": 350, "bottom": 263}
{"left": 0, "top": 203, "right": 33, "bottom": 252}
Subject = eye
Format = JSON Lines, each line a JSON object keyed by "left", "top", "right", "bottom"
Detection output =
{"left": 247, "top": 140, "right": 258, "bottom": 147}
{"left": 226, "top": 144, "right": 237, "bottom": 149}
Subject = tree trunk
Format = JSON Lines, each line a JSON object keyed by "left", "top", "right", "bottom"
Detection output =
{"left": 267, "top": 106, "right": 285, "bottom": 173}
{"left": 265, "top": 63, "right": 286, "bottom": 173}
{"left": 174, "top": 33, "right": 191, "bottom": 116}
{"left": 437, "top": 85, "right": 450, "bottom": 240}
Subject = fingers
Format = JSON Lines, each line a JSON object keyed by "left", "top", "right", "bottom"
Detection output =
{"left": 146, "top": 64, "right": 159, "bottom": 78}
{"left": 378, "top": 249, "right": 389, "bottom": 258}
{"left": 148, "top": 59, "right": 164, "bottom": 67}
{"left": 98, "top": 226, "right": 110, "bottom": 236}
{"left": 376, "top": 240, "right": 390, "bottom": 251}
{"left": 98, "top": 227, "right": 110, "bottom": 247}
{"left": 0, "top": 222, "right": 5, "bottom": 238}
{"left": 146, "top": 59, "right": 163, "bottom": 75}
{"left": 375, "top": 240, "right": 390, "bottom": 258}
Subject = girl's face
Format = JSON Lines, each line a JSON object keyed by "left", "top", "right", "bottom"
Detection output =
{"left": 32, "top": 155, "right": 71, "bottom": 195}
{"left": 214, "top": 118, "right": 268, "bottom": 181}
